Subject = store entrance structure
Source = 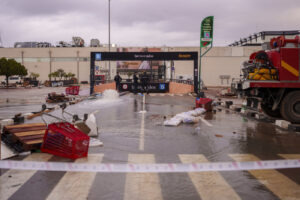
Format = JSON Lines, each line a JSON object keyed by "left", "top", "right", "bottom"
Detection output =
{"left": 90, "top": 51, "right": 198, "bottom": 95}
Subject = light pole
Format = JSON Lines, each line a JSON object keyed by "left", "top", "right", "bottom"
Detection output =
{"left": 108, "top": 0, "right": 111, "bottom": 80}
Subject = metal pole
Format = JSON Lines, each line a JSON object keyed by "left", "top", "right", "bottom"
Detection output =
{"left": 49, "top": 50, "right": 52, "bottom": 81}
{"left": 108, "top": 0, "right": 111, "bottom": 80}
{"left": 77, "top": 51, "right": 79, "bottom": 83}
{"left": 199, "top": 45, "right": 202, "bottom": 93}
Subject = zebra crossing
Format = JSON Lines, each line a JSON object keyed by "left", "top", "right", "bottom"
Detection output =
{"left": 1, "top": 153, "right": 300, "bottom": 200}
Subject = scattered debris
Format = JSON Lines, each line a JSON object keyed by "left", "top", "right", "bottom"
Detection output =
{"left": 215, "top": 134, "right": 223, "bottom": 137}
{"left": 89, "top": 138, "right": 103, "bottom": 147}
{"left": 46, "top": 92, "right": 70, "bottom": 103}
{"left": 225, "top": 101, "right": 233, "bottom": 108}
{"left": 196, "top": 98, "right": 213, "bottom": 111}
{"left": 2, "top": 123, "right": 47, "bottom": 152}
{"left": 164, "top": 108, "right": 206, "bottom": 126}
{"left": 275, "top": 120, "right": 291, "bottom": 129}
{"left": 41, "top": 122, "right": 89, "bottom": 159}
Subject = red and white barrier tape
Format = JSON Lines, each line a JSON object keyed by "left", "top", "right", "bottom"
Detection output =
{"left": 0, "top": 159, "right": 300, "bottom": 173}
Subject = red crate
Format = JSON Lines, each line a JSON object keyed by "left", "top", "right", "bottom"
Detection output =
{"left": 66, "top": 85, "right": 80, "bottom": 95}
{"left": 195, "top": 98, "right": 212, "bottom": 111}
{"left": 41, "top": 122, "right": 89, "bottom": 159}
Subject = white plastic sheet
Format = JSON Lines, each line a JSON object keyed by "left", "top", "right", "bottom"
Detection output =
{"left": 163, "top": 108, "right": 206, "bottom": 126}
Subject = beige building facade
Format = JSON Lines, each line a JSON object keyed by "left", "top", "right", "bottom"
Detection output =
{"left": 0, "top": 46, "right": 261, "bottom": 87}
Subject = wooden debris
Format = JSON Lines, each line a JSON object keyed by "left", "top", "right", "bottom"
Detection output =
{"left": 2, "top": 123, "right": 46, "bottom": 152}
{"left": 215, "top": 134, "right": 223, "bottom": 138}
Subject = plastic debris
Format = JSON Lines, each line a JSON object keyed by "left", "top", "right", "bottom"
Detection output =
{"left": 85, "top": 113, "right": 99, "bottom": 137}
{"left": 163, "top": 108, "right": 206, "bottom": 126}
{"left": 89, "top": 138, "right": 103, "bottom": 147}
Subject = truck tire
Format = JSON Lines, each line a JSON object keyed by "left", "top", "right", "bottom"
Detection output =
{"left": 280, "top": 90, "right": 300, "bottom": 123}
{"left": 261, "top": 103, "right": 281, "bottom": 118}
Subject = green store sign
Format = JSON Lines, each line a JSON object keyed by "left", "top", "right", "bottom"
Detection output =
{"left": 200, "top": 16, "right": 214, "bottom": 47}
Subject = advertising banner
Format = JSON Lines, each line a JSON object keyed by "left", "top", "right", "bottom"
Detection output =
{"left": 200, "top": 16, "right": 214, "bottom": 47}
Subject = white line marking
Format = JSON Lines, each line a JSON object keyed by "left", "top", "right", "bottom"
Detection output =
{"left": 0, "top": 153, "right": 52, "bottom": 200}
{"left": 198, "top": 116, "right": 213, "bottom": 127}
{"left": 229, "top": 154, "right": 300, "bottom": 199}
{"left": 46, "top": 154, "right": 103, "bottom": 200}
{"left": 124, "top": 154, "right": 163, "bottom": 200}
{"left": 139, "top": 94, "right": 146, "bottom": 151}
{"left": 179, "top": 154, "right": 240, "bottom": 200}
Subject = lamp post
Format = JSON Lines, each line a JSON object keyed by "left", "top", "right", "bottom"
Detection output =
{"left": 108, "top": 0, "right": 111, "bottom": 80}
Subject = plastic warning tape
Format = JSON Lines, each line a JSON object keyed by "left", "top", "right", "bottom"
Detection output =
{"left": 0, "top": 159, "right": 300, "bottom": 173}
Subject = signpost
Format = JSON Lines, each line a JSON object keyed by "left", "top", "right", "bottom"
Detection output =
{"left": 199, "top": 16, "right": 214, "bottom": 93}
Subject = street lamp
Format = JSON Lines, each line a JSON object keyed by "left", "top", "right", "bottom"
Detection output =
{"left": 108, "top": 0, "right": 111, "bottom": 80}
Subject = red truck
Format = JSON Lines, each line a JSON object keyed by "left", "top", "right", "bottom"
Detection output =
{"left": 232, "top": 36, "right": 300, "bottom": 123}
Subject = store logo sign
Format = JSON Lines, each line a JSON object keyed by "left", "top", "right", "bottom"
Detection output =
{"left": 95, "top": 53, "right": 102, "bottom": 60}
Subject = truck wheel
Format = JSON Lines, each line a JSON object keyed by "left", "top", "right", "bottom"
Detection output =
{"left": 261, "top": 103, "right": 281, "bottom": 118}
{"left": 280, "top": 90, "right": 300, "bottom": 123}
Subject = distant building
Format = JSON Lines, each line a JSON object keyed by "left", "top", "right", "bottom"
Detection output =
{"left": 90, "top": 39, "right": 101, "bottom": 47}
{"left": 14, "top": 42, "right": 52, "bottom": 48}
{"left": 228, "top": 30, "right": 300, "bottom": 47}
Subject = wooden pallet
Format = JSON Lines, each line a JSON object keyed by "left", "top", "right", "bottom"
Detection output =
{"left": 2, "top": 123, "right": 47, "bottom": 152}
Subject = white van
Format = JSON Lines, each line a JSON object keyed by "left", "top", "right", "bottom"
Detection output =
{"left": 8, "top": 76, "right": 22, "bottom": 84}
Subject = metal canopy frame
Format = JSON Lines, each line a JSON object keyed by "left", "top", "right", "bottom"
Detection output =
{"left": 90, "top": 51, "right": 198, "bottom": 95}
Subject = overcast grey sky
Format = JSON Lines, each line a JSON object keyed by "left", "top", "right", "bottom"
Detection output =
{"left": 0, "top": 0, "right": 299, "bottom": 47}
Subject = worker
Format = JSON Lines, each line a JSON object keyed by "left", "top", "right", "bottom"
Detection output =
{"left": 133, "top": 72, "right": 139, "bottom": 93}
{"left": 141, "top": 72, "right": 149, "bottom": 94}
{"left": 114, "top": 72, "right": 122, "bottom": 91}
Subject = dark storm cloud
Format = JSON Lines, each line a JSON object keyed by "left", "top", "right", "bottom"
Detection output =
{"left": 0, "top": 0, "right": 300, "bottom": 47}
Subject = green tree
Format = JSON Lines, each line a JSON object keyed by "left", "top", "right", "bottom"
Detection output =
{"left": 0, "top": 57, "right": 27, "bottom": 86}
{"left": 30, "top": 72, "right": 40, "bottom": 80}
{"left": 56, "top": 68, "right": 65, "bottom": 80}
{"left": 67, "top": 72, "right": 75, "bottom": 80}
{"left": 52, "top": 71, "right": 59, "bottom": 81}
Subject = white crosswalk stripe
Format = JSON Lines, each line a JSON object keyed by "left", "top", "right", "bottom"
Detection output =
{"left": 0, "top": 153, "right": 52, "bottom": 200}
{"left": 46, "top": 154, "right": 103, "bottom": 200}
{"left": 124, "top": 154, "right": 163, "bottom": 200}
{"left": 1, "top": 153, "right": 300, "bottom": 200}
{"left": 179, "top": 154, "right": 240, "bottom": 200}
{"left": 229, "top": 154, "right": 300, "bottom": 200}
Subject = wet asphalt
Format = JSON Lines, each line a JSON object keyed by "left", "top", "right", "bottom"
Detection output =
{"left": 1, "top": 91, "right": 300, "bottom": 200}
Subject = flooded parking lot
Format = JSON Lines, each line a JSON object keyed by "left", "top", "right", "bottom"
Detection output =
{"left": 1, "top": 89, "right": 300, "bottom": 200}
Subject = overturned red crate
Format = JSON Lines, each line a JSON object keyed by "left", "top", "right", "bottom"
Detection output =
{"left": 195, "top": 98, "right": 213, "bottom": 111}
{"left": 41, "top": 122, "right": 89, "bottom": 159}
{"left": 66, "top": 85, "right": 80, "bottom": 95}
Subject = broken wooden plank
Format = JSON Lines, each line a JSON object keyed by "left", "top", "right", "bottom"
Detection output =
{"left": 25, "top": 139, "right": 43, "bottom": 145}
{"left": 14, "top": 130, "right": 46, "bottom": 137}
{"left": 4, "top": 123, "right": 45, "bottom": 130}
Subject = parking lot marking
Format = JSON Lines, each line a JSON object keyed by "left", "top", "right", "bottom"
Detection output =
{"left": 124, "top": 154, "right": 163, "bottom": 200}
{"left": 198, "top": 116, "right": 213, "bottom": 127}
{"left": 46, "top": 154, "right": 103, "bottom": 200}
{"left": 139, "top": 95, "right": 146, "bottom": 151}
{"left": 229, "top": 154, "right": 300, "bottom": 200}
{"left": 179, "top": 154, "right": 240, "bottom": 200}
{"left": 0, "top": 153, "right": 52, "bottom": 200}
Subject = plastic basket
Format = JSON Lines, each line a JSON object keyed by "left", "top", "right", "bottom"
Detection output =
{"left": 66, "top": 85, "right": 80, "bottom": 95}
{"left": 41, "top": 122, "right": 90, "bottom": 159}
